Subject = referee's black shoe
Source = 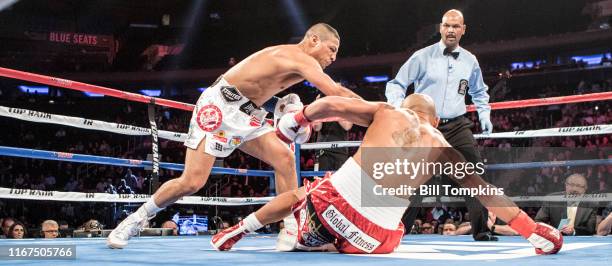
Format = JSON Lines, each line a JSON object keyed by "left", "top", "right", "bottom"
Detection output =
{"left": 474, "top": 232, "right": 499, "bottom": 241}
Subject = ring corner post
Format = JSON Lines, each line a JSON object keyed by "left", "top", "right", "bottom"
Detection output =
{"left": 294, "top": 143, "right": 302, "bottom": 186}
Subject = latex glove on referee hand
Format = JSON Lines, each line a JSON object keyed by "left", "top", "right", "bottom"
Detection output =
{"left": 480, "top": 114, "right": 493, "bottom": 134}
{"left": 508, "top": 211, "right": 563, "bottom": 255}
{"left": 275, "top": 107, "right": 312, "bottom": 144}
{"left": 273, "top": 94, "right": 304, "bottom": 126}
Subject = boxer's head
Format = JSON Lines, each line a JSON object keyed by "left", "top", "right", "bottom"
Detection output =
{"left": 440, "top": 9, "right": 466, "bottom": 49}
{"left": 301, "top": 23, "right": 340, "bottom": 69}
{"left": 401, "top": 93, "right": 439, "bottom": 127}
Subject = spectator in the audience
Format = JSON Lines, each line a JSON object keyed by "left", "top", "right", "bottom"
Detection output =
{"left": 442, "top": 223, "right": 457, "bottom": 236}
{"left": 8, "top": 222, "right": 26, "bottom": 239}
{"left": 58, "top": 220, "right": 70, "bottom": 231}
{"left": 124, "top": 169, "right": 139, "bottom": 193}
{"left": 161, "top": 220, "right": 179, "bottom": 236}
{"left": 117, "top": 179, "right": 134, "bottom": 194}
{"left": 421, "top": 222, "right": 434, "bottom": 234}
{"left": 79, "top": 219, "right": 103, "bottom": 232}
{"left": 535, "top": 173, "right": 597, "bottom": 235}
{"left": 41, "top": 220, "right": 59, "bottom": 238}
{"left": 1, "top": 217, "right": 15, "bottom": 238}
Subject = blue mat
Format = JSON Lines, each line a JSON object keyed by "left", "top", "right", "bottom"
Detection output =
{"left": 1, "top": 234, "right": 610, "bottom": 266}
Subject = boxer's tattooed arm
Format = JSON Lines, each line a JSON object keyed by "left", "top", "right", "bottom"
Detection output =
{"left": 392, "top": 127, "right": 421, "bottom": 147}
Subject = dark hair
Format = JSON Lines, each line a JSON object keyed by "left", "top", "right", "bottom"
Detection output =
{"left": 8, "top": 222, "right": 26, "bottom": 239}
{"left": 305, "top": 23, "right": 340, "bottom": 41}
{"left": 2, "top": 217, "right": 14, "bottom": 225}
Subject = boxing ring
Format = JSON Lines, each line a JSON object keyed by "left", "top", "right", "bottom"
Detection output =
{"left": 5, "top": 235, "right": 612, "bottom": 266}
{"left": 0, "top": 67, "right": 611, "bottom": 265}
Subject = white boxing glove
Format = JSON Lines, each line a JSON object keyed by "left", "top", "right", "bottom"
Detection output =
{"left": 275, "top": 108, "right": 312, "bottom": 144}
{"left": 274, "top": 94, "right": 304, "bottom": 126}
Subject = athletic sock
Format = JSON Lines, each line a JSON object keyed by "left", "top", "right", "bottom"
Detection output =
{"left": 138, "top": 196, "right": 164, "bottom": 217}
{"left": 242, "top": 213, "right": 264, "bottom": 232}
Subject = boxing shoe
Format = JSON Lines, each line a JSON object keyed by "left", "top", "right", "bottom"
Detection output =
{"left": 211, "top": 222, "right": 248, "bottom": 251}
{"left": 107, "top": 209, "right": 152, "bottom": 249}
{"left": 474, "top": 232, "right": 499, "bottom": 241}
{"left": 276, "top": 215, "right": 299, "bottom": 251}
{"left": 508, "top": 211, "right": 563, "bottom": 254}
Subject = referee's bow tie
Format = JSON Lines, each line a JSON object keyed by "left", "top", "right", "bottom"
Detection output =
{"left": 443, "top": 48, "right": 459, "bottom": 59}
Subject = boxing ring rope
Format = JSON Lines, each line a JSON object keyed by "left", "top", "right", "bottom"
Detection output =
{"left": 298, "top": 159, "right": 612, "bottom": 177}
{"left": 0, "top": 106, "right": 188, "bottom": 142}
{"left": 0, "top": 146, "right": 275, "bottom": 177}
{"left": 0, "top": 67, "right": 195, "bottom": 111}
{"left": 2, "top": 105, "right": 610, "bottom": 145}
{"left": 0, "top": 187, "right": 273, "bottom": 206}
{"left": 1, "top": 144, "right": 610, "bottom": 186}
{"left": 1, "top": 186, "right": 609, "bottom": 205}
{"left": 1, "top": 67, "right": 611, "bottom": 112}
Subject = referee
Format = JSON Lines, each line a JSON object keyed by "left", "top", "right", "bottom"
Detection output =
{"left": 385, "top": 9, "right": 496, "bottom": 241}
{"left": 312, "top": 94, "right": 353, "bottom": 171}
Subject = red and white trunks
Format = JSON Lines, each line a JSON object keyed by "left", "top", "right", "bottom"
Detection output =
{"left": 291, "top": 157, "right": 407, "bottom": 254}
{"left": 184, "top": 76, "right": 273, "bottom": 157}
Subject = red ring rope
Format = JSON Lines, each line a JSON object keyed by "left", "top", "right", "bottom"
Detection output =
{"left": 0, "top": 67, "right": 610, "bottom": 112}
{"left": 0, "top": 67, "right": 194, "bottom": 111}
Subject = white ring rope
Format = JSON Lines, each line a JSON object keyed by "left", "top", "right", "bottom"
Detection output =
{"left": 1, "top": 187, "right": 608, "bottom": 205}
{"left": 1, "top": 105, "right": 610, "bottom": 151}
{"left": 301, "top": 124, "right": 612, "bottom": 150}
{"left": 0, "top": 106, "right": 188, "bottom": 142}
{"left": 0, "top": 187, "right": 272, "bottom": 206}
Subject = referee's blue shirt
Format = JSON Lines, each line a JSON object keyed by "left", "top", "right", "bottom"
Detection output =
{"left": 385, "top": 40, "right": 490, "bottom": 120}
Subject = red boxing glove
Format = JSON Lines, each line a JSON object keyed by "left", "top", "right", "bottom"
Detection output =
{"left": 508, "top": 211, "right": 563, "bottom": 255}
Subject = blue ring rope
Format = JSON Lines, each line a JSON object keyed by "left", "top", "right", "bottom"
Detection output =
{"left": 1, "top": 145, "right": 610, "bottom": 179}
{"left": 299, "top": 158, "right": 612, "bottom": 177}
{"left": 0, "top": 146, "right": 275, "bottom": 177}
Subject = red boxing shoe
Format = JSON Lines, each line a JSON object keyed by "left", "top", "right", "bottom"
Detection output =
{"left": 508, "top": 211, "right": 563, "bottom": 255}
{"left": 211, "top": 222, "right": 247, "bottom": 251}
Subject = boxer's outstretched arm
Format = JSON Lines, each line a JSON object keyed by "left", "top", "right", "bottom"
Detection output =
{"left": 294, "top": 56, "right": 362, "bottom": 99}
{"left": 303, "top": 96, "right": 390, "bottom": 127}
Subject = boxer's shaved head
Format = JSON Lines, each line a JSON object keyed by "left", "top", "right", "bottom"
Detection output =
{"left": 402, "top": 93, "right": 436, "bottom": 117}
{"left": 402, "top": 93, "right": 439, "bottom": 127}
{"left": 301, "top": 23, "right": 340, "bottom": 69}
{"left": 304, "top": 23, "right": 340, "bottom": 42}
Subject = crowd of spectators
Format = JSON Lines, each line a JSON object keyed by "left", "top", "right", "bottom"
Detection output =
{"left": 0, "top": 63, "right": 610, "bottom": 238}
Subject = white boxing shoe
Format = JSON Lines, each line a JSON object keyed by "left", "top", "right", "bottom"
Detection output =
{"left": 107, "top": 210, "right": 152, "bottom": 249}
{"left": 276, "top": 215, "right": 299, "bottom": 251}
{"left": 276, "top": 228, "right": 299, "bottom": 251}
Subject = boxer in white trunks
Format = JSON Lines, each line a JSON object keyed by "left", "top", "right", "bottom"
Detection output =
{"left": 212, "top": 94, "right": 563, "bottom": 255}
{"left": 108, "top": 23, "right": 361, "bottom": 248}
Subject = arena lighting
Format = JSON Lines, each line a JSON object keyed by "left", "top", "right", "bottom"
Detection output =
{"left": 139, "top": 89, "right": 162, "bottom": 97}
{"left": 282, "top": 0, "right": 308, "bottom": 36}
{"left": 304, "top": 81, "right": 315, "bottom": 87}
{"left": 0, "top": 0, "right": 19, "bottom": 11}
{"left": 363, "top": 75, "right": 389, "bottom": 83}
{"left": 83, "top": 92, "right": 105, "bottom": 97}
{"left": 571, "top": 53, "right": 612, "bottom": 65}
{"left": 18, "top": 85, "right": 49, "bottom": 94}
